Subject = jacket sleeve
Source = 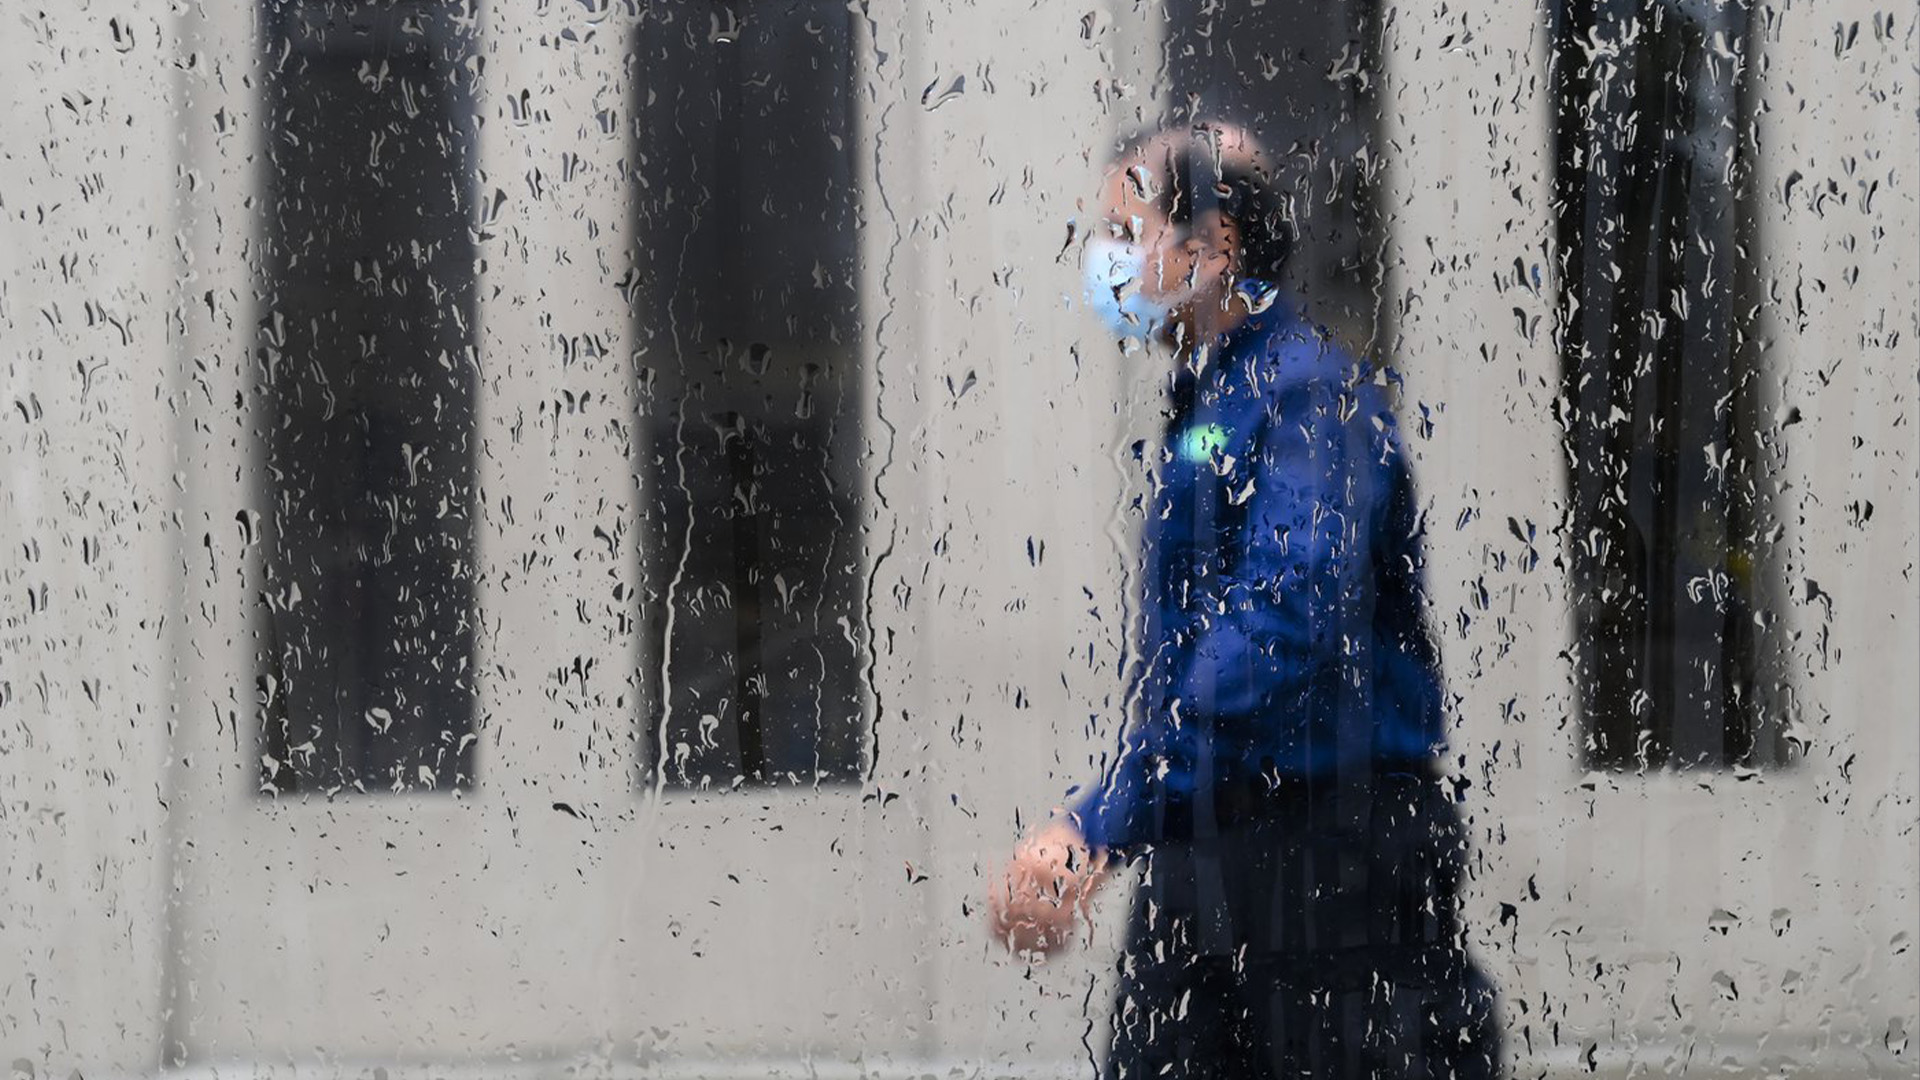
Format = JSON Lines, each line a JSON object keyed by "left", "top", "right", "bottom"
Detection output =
{"left": 1066, "top": 716, "right": 1159, "bottom": 852}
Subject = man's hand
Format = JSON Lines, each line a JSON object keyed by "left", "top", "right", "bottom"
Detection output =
{"left": 987, "top": 817, "right": 1109, "bottom": 957}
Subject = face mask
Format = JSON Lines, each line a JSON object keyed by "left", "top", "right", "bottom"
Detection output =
{"left": 1083, "top": 235, "right": 1188, "bottom": 341}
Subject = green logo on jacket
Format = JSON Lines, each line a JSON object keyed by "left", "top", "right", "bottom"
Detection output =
{"left": 1176, "top": 422, "right": 1231, "bottom": 464}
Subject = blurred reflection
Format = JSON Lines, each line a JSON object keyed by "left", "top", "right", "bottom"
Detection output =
{"left": 994, "top": 124, "right": 1502, "bottom": 1080}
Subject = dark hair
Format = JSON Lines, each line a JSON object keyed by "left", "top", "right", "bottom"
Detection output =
{"left": 1119, "top": 127, "right": 1294, "bottom": 284}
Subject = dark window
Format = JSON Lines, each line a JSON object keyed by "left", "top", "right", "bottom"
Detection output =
{"left": 256, "top": 0, "right": 481, "bottom": 793}
{"left": 1160, "top": 0, "right": 1386, "bottom": 350}
{"left": 628, "top": 0, "right": 866, "bottom": 788}
{"left": 1549, "top": 0, "right": 1793, "bottom": 769}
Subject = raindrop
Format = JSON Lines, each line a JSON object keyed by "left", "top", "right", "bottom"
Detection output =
{"left": 920, "top": 74, "right": 965, "bottom": 111}
{"left": 1234, "top": 278, "right": 1280, "bottom": 314}
{"left": 709, "top": 9, "right": 742, "bottom": 44}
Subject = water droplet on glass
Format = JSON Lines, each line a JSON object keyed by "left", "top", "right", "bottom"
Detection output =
{"left": 1235, "top": 278, "right": 1280, "bottom": 314}
{"left": 920, "top": 74, "right": 965, "bottom": 111}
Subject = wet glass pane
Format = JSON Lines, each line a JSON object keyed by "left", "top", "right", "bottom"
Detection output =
{"left": 1, "top": 1, "right": 1913, "bottom": 1078}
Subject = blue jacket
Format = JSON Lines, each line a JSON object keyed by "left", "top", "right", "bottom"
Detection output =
{"left": 1070, "top": 304, "right": 1448, "bottom": 851}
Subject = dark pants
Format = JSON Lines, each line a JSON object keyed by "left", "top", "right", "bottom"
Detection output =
{"left": 1103, "top": 766, "right": 1503, "bottom": 1080}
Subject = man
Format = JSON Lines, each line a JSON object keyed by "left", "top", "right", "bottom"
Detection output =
{"left": 989, "top": 124, "right": 1503, "bottom": 1080}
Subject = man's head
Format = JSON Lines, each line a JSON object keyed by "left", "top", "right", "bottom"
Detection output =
{"left": 1083, "top": 122, "right": 1291, "bottom": 348}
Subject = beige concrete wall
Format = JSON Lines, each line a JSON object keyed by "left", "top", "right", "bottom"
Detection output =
{"left": 0, "top": 2, "right": 179, "bottom": 1072}
{"left": 860, "top": 0, "right": 1155, "bottom": 1070}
